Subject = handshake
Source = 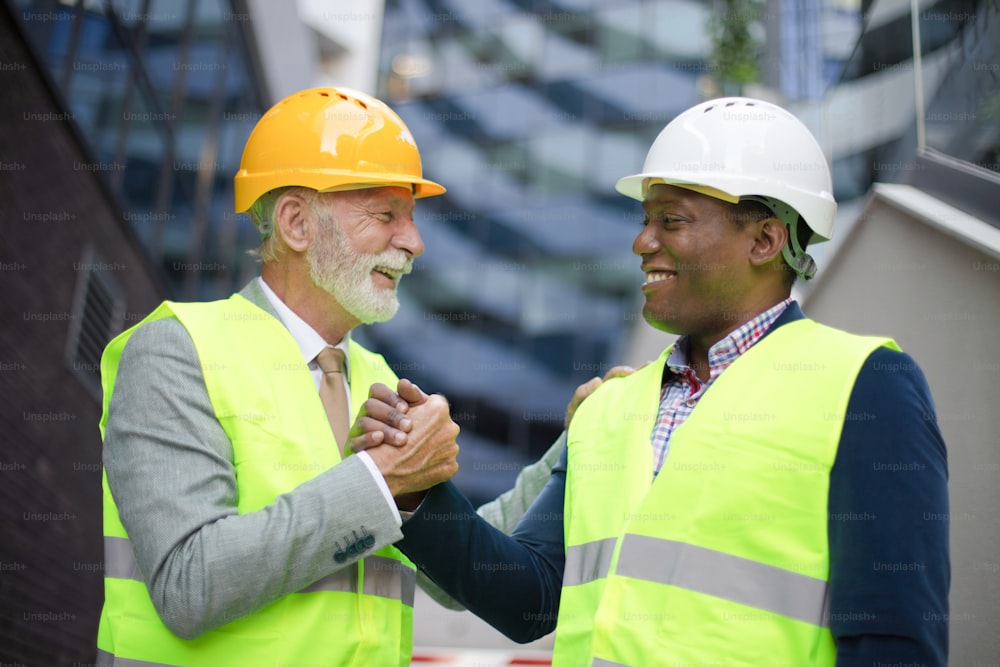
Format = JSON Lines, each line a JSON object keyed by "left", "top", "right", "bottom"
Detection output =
{"left": 348, "top": 380, "right": 460, "bottom": 510}
{"left": 347, "top": 366, "right": 637, "bottom": 511}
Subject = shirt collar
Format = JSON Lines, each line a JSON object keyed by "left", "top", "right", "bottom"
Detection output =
{"left": 257, "top": 277, "right": 351, "bottom": 379}
{"left": 666, "top": 298, "right": 793, "bottom": 380}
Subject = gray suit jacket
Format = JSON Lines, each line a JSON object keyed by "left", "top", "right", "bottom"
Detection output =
{"left": 103, "top": 280, "right": 402, "bottom": 639}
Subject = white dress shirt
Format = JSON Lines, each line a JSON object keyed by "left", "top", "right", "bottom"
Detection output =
{"left": 257, "top": 277, "right": 400, "bottom": 525}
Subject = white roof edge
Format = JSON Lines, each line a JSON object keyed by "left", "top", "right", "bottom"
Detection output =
{"left": 798, "top": 182, "right": 1000, "bottom": 305}
{"left": 871, "top": 183, "right": 1000, "bottom": 260}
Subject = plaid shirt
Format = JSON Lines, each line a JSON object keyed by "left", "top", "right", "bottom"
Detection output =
{"left": 650, "top": 298, "right": 793, "bottom": 475}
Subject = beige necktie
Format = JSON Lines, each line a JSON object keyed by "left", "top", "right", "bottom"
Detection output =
{"left": 316, "top": 346, "right": 350, "bottom": 452}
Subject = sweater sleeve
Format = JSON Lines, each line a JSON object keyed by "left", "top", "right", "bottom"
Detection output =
{"left": 398, "top": 445, "right": 568, "bottom": 642}
{"left": 417, "top": 432, "right": 565, "bottom": 610}
{"left": 827, "top": 347, "right": 949, "bottom": 666}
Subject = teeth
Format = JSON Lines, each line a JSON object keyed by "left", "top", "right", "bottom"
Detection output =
{"left": 644, "top": 271, "right": 674, "bottom": 285}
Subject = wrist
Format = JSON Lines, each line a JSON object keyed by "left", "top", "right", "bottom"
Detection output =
{"left": 395, "top": 490, "right": 427, "bottom": 513}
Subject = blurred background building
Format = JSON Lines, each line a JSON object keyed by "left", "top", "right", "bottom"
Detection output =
{"left": 372, "top": 0, "right": 873, "bottom": 503}
{"left": 0, "top": 0, "right": 996, "bottom": 664}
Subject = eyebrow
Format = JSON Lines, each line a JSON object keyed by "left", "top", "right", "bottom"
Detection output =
{"left": 359, "top": 193, "right": 416, "bottom": 215}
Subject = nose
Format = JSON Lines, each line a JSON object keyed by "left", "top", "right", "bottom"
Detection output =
{"left": 394, "top": 212, "right": 425, "bottom": 258}
{"left": 632, "top": 220, "right": 659, "bottom": 257}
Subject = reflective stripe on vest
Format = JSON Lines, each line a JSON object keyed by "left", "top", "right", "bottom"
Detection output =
{"left": 615, "top": 534, "right": 830, "bottom": 628}
{"left": 105, "top": 536, "right": 415, "bottom": 606}
{"left": 362, "top": 556, "right": 417, "bottom": 607}
{"left": 97, "top": 650, "right": 171, "bottom": 667}
{"left": 564, "top": 537, "right": 617, "bottom": 587}
{"left": 104, "top": 535, "right": 142, "bottom": 581}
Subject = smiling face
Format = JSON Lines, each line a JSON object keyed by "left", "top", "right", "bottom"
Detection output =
{"left": 633, "top": 184, "right": 775, "bottom": 341}
{"left": 306, "top": 186, "right": 422, "bottom": 324}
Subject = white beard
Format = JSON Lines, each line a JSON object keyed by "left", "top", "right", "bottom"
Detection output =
{"left": 306, "top": 209, "right": 412, "bottom": 324}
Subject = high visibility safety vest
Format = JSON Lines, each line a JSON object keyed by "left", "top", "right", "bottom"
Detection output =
{"left": 554, "top": 319, "right": 897, "bottom": 667}
{"left": 97, "top": 294, "right": 415, "bottom": 667}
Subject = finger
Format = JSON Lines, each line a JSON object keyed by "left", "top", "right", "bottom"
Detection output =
{"left": 356, "top": 396, "right": 413, "bottom": 433}
{"left": 350, "top": 416, "right": 408, "bottom": 447}
{"left": 349, "top": 430, "right": 384, "bottom": 454}
{"left": 601, "top": 365, "right": 635, "bottom": 381}
{"left": 566, "top": 377, "right": 603, "bottom": 428}
{"left": 397, "top": 378, "right": 429, "bottom": 406}
{"left": 576, "top": 376, "right": 603, "bottom": 399}
{"left": 368, "top": 382, "right": 409, "bottom": 413}
{"left": 422, "top": 393, "right": 452, "bottom": 414}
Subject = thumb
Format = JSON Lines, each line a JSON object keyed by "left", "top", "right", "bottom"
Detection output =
{"left": 397, "top": 378, "right": 428, "bottom": 406}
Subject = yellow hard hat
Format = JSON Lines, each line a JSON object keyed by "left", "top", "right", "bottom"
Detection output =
{"left": 234, "top": 87, "right": 445, "bottom": 213}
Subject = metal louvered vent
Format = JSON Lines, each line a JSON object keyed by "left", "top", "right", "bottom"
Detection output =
{"left": 65, "top": 246, "right": 125, "bottom": 401}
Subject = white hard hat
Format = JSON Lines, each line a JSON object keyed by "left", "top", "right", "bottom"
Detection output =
{"left": 615, "top": 97, "right": 836, "bottom": 245}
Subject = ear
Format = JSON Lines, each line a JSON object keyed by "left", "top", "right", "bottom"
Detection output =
{"left": 273, "top": 192, "right": 315, "bottom": 254}
{"left": 748, "top": 217, "right": 788, "bottom": 268}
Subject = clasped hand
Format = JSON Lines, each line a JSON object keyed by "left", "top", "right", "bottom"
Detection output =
{"left": 349, "top": 380, "right": 460, "bottom": 508}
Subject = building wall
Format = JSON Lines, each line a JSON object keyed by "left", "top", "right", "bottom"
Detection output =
{"left": 0, "top": 5, "right": 165, "bottom": 662}
{"left": 803, "top": 186, "right": 1000, "bottom": 663}
{"left": 246, "top": 0, "right": 316, "bottom": 103}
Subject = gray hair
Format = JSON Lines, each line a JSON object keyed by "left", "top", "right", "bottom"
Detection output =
{"left": 246, "top": 186, "right": 312, "bottom": 264}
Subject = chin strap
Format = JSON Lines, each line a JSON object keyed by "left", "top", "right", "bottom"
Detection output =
{"left": 742, "top": 196, "right": 817, "bottom": 281}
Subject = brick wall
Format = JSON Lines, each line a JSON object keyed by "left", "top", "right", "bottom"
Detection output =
{"left": 0, "top": 5, "right": 165, "bottom": 663}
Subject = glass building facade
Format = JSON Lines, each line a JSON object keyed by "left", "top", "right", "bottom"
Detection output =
{"left": 373, "top": 0, "right": 865, "bottom": 502}
{"left": 830, "top": 0, "right": 997, "bottom": 203}
{"left": 371, "top": 0, "right": 997, "bottom": 502}
{"left": 9, "top": 0, "right": 265, "bottom": 301}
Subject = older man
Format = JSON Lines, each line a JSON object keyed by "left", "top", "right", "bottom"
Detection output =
{"left": 374, "top": 97, "right": 950, "bottom": 666}
{"left": 97, "top": 87, "right": 462, "bottom": 666}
